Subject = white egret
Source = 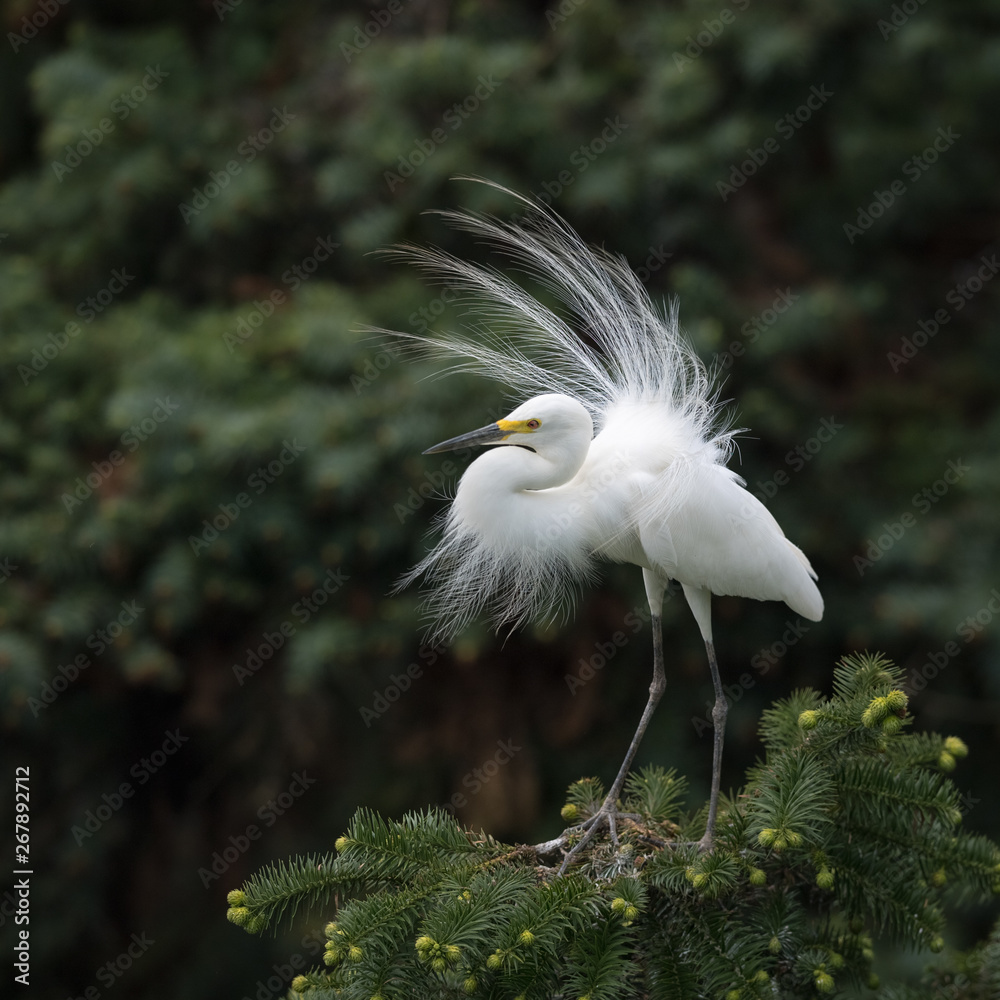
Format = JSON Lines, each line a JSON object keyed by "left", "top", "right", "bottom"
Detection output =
{"left": 391, "top": 180, "right": 823, "bottom": 870}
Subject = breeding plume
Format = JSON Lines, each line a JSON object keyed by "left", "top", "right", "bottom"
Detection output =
{"left": 392, "top": 180, "right": 823, "bottom": 870}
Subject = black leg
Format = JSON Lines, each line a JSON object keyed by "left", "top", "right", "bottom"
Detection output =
{"left": 558, "top": 610, "right": 665, "bottom": 874}
{"left": 699, "top": 639, "right": 726, "bottom": 850}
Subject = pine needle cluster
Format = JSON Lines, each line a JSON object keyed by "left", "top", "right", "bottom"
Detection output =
{"left": 227, "top": 654, "right": 1000, "bottom": 998}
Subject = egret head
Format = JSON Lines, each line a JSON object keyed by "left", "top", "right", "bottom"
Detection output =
{"left": 424, "top": 393, "right": 593, "bottom": 456}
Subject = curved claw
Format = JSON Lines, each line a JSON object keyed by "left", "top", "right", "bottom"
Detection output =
{"left": 556, "top": 805, "right": 642, "bottom": 874}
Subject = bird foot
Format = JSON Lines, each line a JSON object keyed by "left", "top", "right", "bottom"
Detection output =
{"left": 556, "top": 798, "right": 641, "bottom": 874}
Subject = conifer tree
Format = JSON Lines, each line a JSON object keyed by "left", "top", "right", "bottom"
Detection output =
{"left": 227, "top": 654, "right": 1000, "bottom": 998}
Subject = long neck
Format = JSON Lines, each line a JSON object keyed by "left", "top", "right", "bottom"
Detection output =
{"left": 452, "top": 439, "right": 592, "bottom": 555}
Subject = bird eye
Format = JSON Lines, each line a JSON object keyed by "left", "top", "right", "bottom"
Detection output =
{"left": 526, "top": 419, "right": 540, "bottom": 429}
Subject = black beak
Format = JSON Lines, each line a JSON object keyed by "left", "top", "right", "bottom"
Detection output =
{"left": 423, "top": 423, "right": 509, "bottom": 455}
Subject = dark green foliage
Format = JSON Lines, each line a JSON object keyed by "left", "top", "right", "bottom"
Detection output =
{"left": 4, "top": 2, "right": 1000, "bottom": 996}
{"left": 228, "top": 656, "right": 1000, "bottom": 998}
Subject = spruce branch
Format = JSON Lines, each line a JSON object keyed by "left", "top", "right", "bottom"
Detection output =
{"left": 226, "top": 655, "right": 1000, "bottom": 997}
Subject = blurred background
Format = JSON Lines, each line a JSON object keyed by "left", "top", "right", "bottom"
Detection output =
{"left": 1, "top": 0, "right": 999, "bottom": 996}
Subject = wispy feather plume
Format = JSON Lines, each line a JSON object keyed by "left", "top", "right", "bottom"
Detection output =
{"left": 382, "top": 179, "right": 738, "bottom": 640}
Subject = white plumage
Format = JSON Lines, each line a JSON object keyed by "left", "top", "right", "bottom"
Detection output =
{"left": 389, "top": 180, "right": 822, "bottom": 867}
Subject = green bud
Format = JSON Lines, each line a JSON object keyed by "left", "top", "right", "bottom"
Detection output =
{"left": 415, "top": 936, "right": 434, "bottom": 953}
{"left": 786, "top": 830, "right": 803, "bottom": 848}
{"left": 692, "top": 872, "right": 709, "bottom": 889}
{"left": 445, "top": 944, "right": 461, "bottom": 962}
{"left": 938, "top": 751, "right": 956, "bottom": 771}
{"left": 862, "top": 697, "right": 889, "bottom": 728}
{"left": 324, "top": 922, "right": 339, "bottom": 938}
{"left": 754, "top": 970, "right": 769, "bottom": 984}
{"left": 560, "top": 803, "right": 579, "bottom": 822}
{"left": 816, "top": 868, "right": 835, "bottom": 890}
{"left": 815, "top": 970, "right": 834, "bottom": 992}
{"left": 348, "top": 945, "right": 363, "bottom": 963}
{"left": 867, "top": 973, "right": 880, "bottom": 990}
{"left": 431, "top": 957, "right": 446, "bottom": 973}
{"left": 725, "top": 991, "right": 741, "bottom": 1000}
{"left": 611, "top": 897, "right": 627, "bottom": 913}
{"left": 335, "top": 835, "right": 350, "bottom": 852}
{"left": 885, "top": 689, "right": 908, "bottom": 712}
{"left": 226, "top": 889, "right": 246, "bottom": 906}
{"left": 622, "top": 904, "right": 639, "bottom": 923}
{"left": 929, "top": 936, "right": 945, "bottom": 953}
{"left": 226, "top": 907, "right": 250, "bottom": 926}
{"left": 463, "top": 976, "right": 477, "bottom": 995}
{"left": 768, "top": 936, "right": 781, "bottom": 954}
{"left": 757, "top": 828, "right": 776, "bottom": 847}
{"left": 486, "top": 951, "right": 502, "bottom": 970}
{"left": 290, "top": 975, "right": 308, "bottom": 993}
{"left": 798, "top": 710, "right": 819, "bottom": 730}
{"left": 931, "top": 867, "right": 947, "bottom": 887}
{"left": 881, "top": 715, "right": 903, "bottom": 735}
{"left": 944, "top": 736, "right": 968, "bottom": 758}
{"left": 828, "top": 951, "right": 844, "bottom": 970}
{"left": 749, "top": 867, "right": 766, "bottom": 886}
